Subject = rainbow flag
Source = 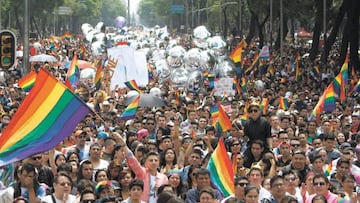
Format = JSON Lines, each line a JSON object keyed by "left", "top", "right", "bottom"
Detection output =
{"left": 338, "top": 194, "right": 351, "bottom": 203}
{"left": 241, "top": 77, "right": 246, "bottom": 93}
{"left": 230, "top": 44, "right": 242, "bottom": 63}
{"left": 314, "top": 65, "right": 320, "bottom": 75}
{"left": 324, "top": 161, "right": 332, "bottom": 176}
{"left": 216, "top": 102, "right": 232, "bottom": 132}
{"left": 310, "top": 83, "right": 336, "bottom": 120}
{"left": 208, "top": 74, "right": 215, "bottom": 89}
{"left": 278, "top": 96, "right": 289, "bottom": 110}
{"left": 175, "top": 90, "right": 180, "bottom": 106}
{"left": 18, "top": 71, "right": 37, "bottom": 92}
{"left": 233, "top": 78, "right": 241, "bottom": 94}
{"left": 65, "top": 55, "right": 80, "bottom": 91}
{"left": 240, "top": 114, "right": 248, "bottom": 126}
{"left": 268, "top": 65, "right": 275, "bottom": 76}
{"left": 245, "top": 53, "right": 259, "bottom": 74}
{"left": 124, "top": 80, "right": 142, "bottom": 94}
{"left": 260, "top": 98, "right": 269, "bottom": 115}
{"left": 79, "top": 44, "right": 86, "bottom": 60}
{"left": 210, "top": 105, "right": 219, "bottom": 127}
{"left": 207, "top": 139, "right": 234, "bottom": 197}
{"left": 295, "top": 52, "right": 300, "bottom": 81}
{"left": 64, "top": 32, "right": 72, "bottom": 41}
{"left": 94, "top": 59, "right": 103, "bottom": 90}
{"left": 0, "top": 69, "right": 90, "bottom": 167}
{"left": 119, "top": 95, "right": 140, "bottom": 120}
{"left": 350, "top": 79, "right": 360, "bottom": 95}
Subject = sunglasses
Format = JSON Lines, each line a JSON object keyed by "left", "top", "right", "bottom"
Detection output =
{"left": 291, "top": 144, "right": 300, "bottom": 147}
{"left": 249, "top": 109, "right": 258, "bottom": 113}
{"left": 82, "top": 200, "right": 96, "bottom": 203}
{"left": 58, "top": 182, "right": 72, "bottom": 187}
{"left": 232, "top": 143, "right": 240, "bottom": 146}
{"left": 147, "top": 123, "right": 155, "bottom": 125}
{"left": 285, "top": 176, "right": 296, "bottom": 182}
{"left": 78, "top": 135, "right": 86, "bottom": 139}
{"left": 31, "top": 156, "right": 42, "bottom": 160}
{"left": 236, "top": 182, "right": 248, "bottom": 187}
{"left": 313, "top": 182, "right": 326, "bottom": 186}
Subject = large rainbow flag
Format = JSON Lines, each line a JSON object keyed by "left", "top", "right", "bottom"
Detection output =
{"left": 0, "top": 69, "right": 90, "bottom": 167}
{"left": 211, "top": 102, "right": 232, "bottom": 133}
{"left": 230, "top": 44, "right": 242, "bottom": 64}
{"left": 119, "top": 95, "right": 140, "bottom": 120}
{"left": 207, "top": 139, "right": 234, "bottom": 197}
{"left": 18, "top": 71, "right": 37, "bottom": 92}
{"left": 310, "top": 83, "right": 336, "bottom": 120}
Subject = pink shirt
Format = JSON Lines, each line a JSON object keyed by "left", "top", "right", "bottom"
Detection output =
{"left": 305, "top": 191, "right": 338, "bottom": 203}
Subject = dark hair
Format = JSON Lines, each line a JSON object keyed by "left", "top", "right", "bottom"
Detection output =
{"left": 244, "top": 184, "right": 259, "bottom": 196}
{"left": 14, "top": 163, "right": 40, "bottom": 199}
{"left": 145, "top": 151, "right": 160, "bottom": 162}
{"left": 67, "top": 151, "right": 81, "bottom": 163}
{"left": 77, "top": 179, "right": 95, "bottom": 194}
{"left": 187, "top": 164, "right": 202, "bottom": 188}
{"left": 80, "top": 189, "right": 95, "bottom": 201}
{"left": 78, "top": 160, "right": 93, "bottom": 182}
{"left": 160, "top": 148, "right": 177, "bottom": 167}
{"left": 57, "top": 163, "right": 72, "bottom": 174}
{"left": 336, "top": 158, "right": 350, "bottom": 168}
{"left": 157, "top": 184, "right": 174, "bottom": 195}
{"left": 341, "top": 173, "right": 355, "bottom": 183}
{"left": 199, "top": 187, "right": 215, "bottom": 199}
{"left": 270, "top": 176, "right": 284, "bottom": 188}
{"left": 13, "top": 196, "right": 28, "bottom": 203}
{"left": 129, "top": 179, "right": 144, "bottom": 190}
{"left": 54, "top": 173, "right": 73, "bottom": 189}
{"left": 280, "top": 195, "right": 299, "bottom": 203}
{"left": 95, "top": 169, "right": 108, "bottom": 182}
{"left": 313, "top": 174, "right": 329, "bottom": 184}
{"left": 54, "top": 154, "right": 66, "bottom": 166}
{"left": 311, "top": 194, "right": 327, "bottom": 203}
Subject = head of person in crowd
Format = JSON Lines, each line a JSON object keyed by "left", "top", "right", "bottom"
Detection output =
{"left": 290, "top": 149, "right": 307, "bottom": 171}
{"left": 128, "top": 179, "right": 144, "bottom": 202}
{"left": 199, "top": 187, "right": 217, "bottom": 203}
{"left": 80, "top": 189, "right": 96, "bottom": 203}
{"left": 233, "top": 176, "right": 249, "bottom": 201}
{"left": 67, "top": 151, "right": 81, "bottom": 163}
{"left": 282, "top": 169, "right": 300, "bottom": 193}
{"left": 289, "top": 137, "right": 301, "bottom": 152}
{"left": 270, "top": 176, "right": 286, "bottom": 203}
{"left": 95, "top": 169, "right": 109, "bottom": 183}
{"left": 188, "top": 148, "right": 203, "bottom": 166}
{"left": 280, "top": 195, "right": 299, "bottom": 203}
{"left": 244, "top": 184, "right": 259, "bottom": 203}
{"left": 167, "top": 170, "right": 185, "bottom": 197}
{"left": 78, "top": 160, "right": 94, "bottom": 182}
{"left": 147, "top": 139, "right": 158, "bottom": 152}
{"left": 118, "top": 168, "right": 135, "bottom": 190}
{"left": 312, "top": 174, "right": 331, "bottom": 197}
{"left": 74, "top": 130, "right": 87, "bottom": 149}
{"left": 89, "top": 143, "right": 102, "bottom": 160}
{"left": 248, "top": 102, "right": 261, "bottom": 121}
{"left": 13, "top": 196, "right": 28, "bottom": 203}
{"left": 310, "top": 155, "right": 325, "bottom": 174}
{"left": 14, "top": 163, "right": 43, "bottom": 199}
{"left": 157, "top": 183, "right": 174, "bottom": 196}
{"left": 107, "top": 160, "right": 122, "bottom": 181}
{"left": 160, "top": 135, "right": 173, "bottom": 150}
{"left": 125, "top": 130, "right": 137, "bottom": 148}
{"left": 95, "top": 181, "right": 114, "bottom": 199}
{"left": 247, "top": 166, "right": 264, "bottom": 188}
{"left": 311, "top": 194, "right": 327, "bottom": 203}
{"left": 52, "top": 173, "right": 73, "bottom": 201}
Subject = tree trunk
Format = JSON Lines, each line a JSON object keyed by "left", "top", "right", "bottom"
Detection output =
{"left": 223, "top": 8, "right": 228, "bottom": 39}
{"left": 246, "top": 13, "right": 257, "bottom": 45}
{"left": 310, "top": 0, "right": 323, "bottom": 61}
{"left": 274, "top": 15, "right": 288, "bottom": 50}
{"left": 322, "top": 0, "right": 347, "bottom": 62}
{"left": 348, "top": 0, "right": 360, "bottom": 70}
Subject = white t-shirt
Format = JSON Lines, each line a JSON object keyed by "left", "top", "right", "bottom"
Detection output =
{"left": 149, "top": 175, "right": 157, "bottom": 203}
{"left": 41, "top": 194, "right": 76, "bottom": 203}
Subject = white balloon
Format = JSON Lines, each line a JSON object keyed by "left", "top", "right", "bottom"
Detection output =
{"left": 150, "top": 87, "right": 161, "bottom": 97}
{"left": 126, "top": 90, "right": 140, "bottom": 98}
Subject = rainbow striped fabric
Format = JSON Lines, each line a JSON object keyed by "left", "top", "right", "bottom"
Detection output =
{"left": 207, "top": 139, "right": 234, "bottom": 197}
{"left": 211, "top": 102, "right": 232, "bottom": 133}
{"left": 260, "top": 98, "right": 269, "bottom": 115}
{"left": 230, "top": 44, "right": 242, "bottom": 63}
{"left": 124, "top": 80, "right": 142, "bottom": 94}
{"left": 295, "top": 52, "right": 301, "bottom": 81}
{"left": 119, "top": 95, "right": 140, "bottom": 120}
{"left": 310, "top": 83, "right": 336, "bottom": 120}
{"left": 0, "top": 69, "right": 90, "bottom": 167}
{"left": 18, "top": 71, "right": 37, "bottom": 92}
{"left": 65, "top": 55, "right": 80, "bottom": 91}
{"left": 64, "top": 32, "right": 72, "bottom": 41}
{"left": 278, "top": 96, "right": 289, "bottom": 110}
{"left": 94, "top": 59, "right": 103, "bottom": 90}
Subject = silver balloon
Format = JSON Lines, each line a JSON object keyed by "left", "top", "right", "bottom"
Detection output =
{"left": 126, "top": 90, "right": 140, "bottom": 98}
{"left": 255, "top": 80, "right": 265, "bottom": 92}
{"left": 214, "top": 59, "right": 236, "bottom": 78}
{"left": 184, "top": 48, "right": 201, "bottom": 67}
{"left": 193, "top": 26, "right": 211, "bottom": 49}
{"left": 208, "top": 36, "right": 227, "bottom": 57}
{"left": 149, "top": 87, "right": 162, "bottom": 97}
{"left": 199, "top": 50, "right": 215, "bottom": 72}
{"left": 171, "top": 68, "right": 189, "bottom": 89}
{"left": 155, "top": 59, "right": 171, "bottom": 83}
{"left": 80, "top": 68, "right": 95, "bottom": 82}
{"left": 187, "top": 70, "right": 204, "bottom": 93}
{"left": 167, "top": 46, "right": 186, "bottom": 68}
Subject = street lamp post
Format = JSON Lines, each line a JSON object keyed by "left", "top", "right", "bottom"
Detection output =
{"left": 280, "top": 0, "right": 283, "bottom": 61}
{"left": 323, "top": 0, "right": 326, "bottom": 63}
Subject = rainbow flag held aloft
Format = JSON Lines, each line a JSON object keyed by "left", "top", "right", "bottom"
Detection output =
{"left": 233, "top": 78, "right": 241, "bottom": 94}
{"left": 64, "top": 32, "right": 72, "bottom": 41}
{"left": 119, "top": 95, "right": 140, "bottom": 120}
{"left": 260, "top": 98, "right": 269, "bottom": 115}
{"left": 18, "top": 71, "right": 37, "bottom": 92}
{"left": 309, "top": 83, "right": 336, "bottom": 121}
{"left": 324, "top": 161, "right": 332, "bottom": 176}
{"left": 79, "top": 44, "right": 86, "bottom": 60}
{"left": 94, "top": 59, "right": 103, "bottom": 90}
{"left": 215, "top": 102, "right": 232, "bottom": 132}
{"left": 124, "top": 80, "right": 142, "bottom": 94}
{"left": 210, "top": 105, "right": 219, "bottom": 127}
{"left": 207, "top": 139, "right": 234, "bottom": 197}
{"left": 241, "top": 77, "right": 246, "bottom": 93}
{"left": 278, "top": 96, "right": 289, "bottom": 110}
{"left": 0, "top": 69, "right": 90, "bottom": 167}
{"left": 295, "top": 52, "right": 301, "bottom": 81}
{"left": 350, "top": 79, "right": 360, "bottom": 95}
{"left": 245, "top": 53, "right": 259, "bottom": 74}
{"left": 65, "top": 55, "right": 80, "bottom": 91}
{"left": 230, "top": 44, "right": 242, "bottom": 63}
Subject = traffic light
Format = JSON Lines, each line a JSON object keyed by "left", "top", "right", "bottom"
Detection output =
{"left": 0, "top": 30, "right": 16, "bottom": 69}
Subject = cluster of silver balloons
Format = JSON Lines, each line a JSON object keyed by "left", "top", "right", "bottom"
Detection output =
{"left": 156, "top": 26, "right": 237, "bottom": 93}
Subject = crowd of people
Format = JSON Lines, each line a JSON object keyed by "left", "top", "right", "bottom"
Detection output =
{"left": 0, "top": 25, "right": 359, "bottom": 203}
